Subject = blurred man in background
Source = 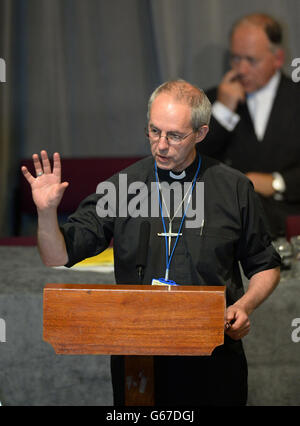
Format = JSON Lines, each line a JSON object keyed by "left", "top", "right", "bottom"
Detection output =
{"left": 199, "top": 13, "right": 300, "bottom": 239}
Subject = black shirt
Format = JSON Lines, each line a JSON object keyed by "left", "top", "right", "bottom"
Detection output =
{"left": 60, "top": 154, "right": 281, "bottom": 406}
{"left": 61, "top": 154, "right": 281, "bottom": 306}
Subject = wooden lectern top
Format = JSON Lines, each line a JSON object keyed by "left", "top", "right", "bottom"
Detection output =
{"left": 43, "top": 284, "right": 226, "bottom": 356}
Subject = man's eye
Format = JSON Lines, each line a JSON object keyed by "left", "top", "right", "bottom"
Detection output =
{"left": 168, "top": 133, "right": 182, "bottom": 141}
{"left": 247, "top": 57, "right": 258, "bottom": 66}
{"left": 230, "top": 55, "right": 240, "bottom": 63}
{"left": 151, "top": 128, "right": 160, "bottom": 134}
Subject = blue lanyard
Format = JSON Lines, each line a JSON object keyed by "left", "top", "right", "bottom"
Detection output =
{"left": 154, "top": 155, "right": 202, "bottom": 281}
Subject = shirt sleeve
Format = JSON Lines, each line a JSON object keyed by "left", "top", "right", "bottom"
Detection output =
{"left": 236, "top": 179, "right": 282, "bottom": 279}
{"left": 212, "top": 101, "right": 240, "bottom": 131}
{"left": 60, "top": 193, "right": 114, "bottom": 268}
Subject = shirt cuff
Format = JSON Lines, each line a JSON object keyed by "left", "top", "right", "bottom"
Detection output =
{"left": 212, "top": 101, "right": 240, "bottom": 131}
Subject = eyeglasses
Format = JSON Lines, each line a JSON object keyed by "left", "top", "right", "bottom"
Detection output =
{"left": 145, "top": 126, "right": 195, "bottom": 144}
{"left": 230, "top": 53, "right": 260, "bottom": 67}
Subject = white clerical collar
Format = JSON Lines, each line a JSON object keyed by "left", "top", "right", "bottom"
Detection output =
{"left": 169, "top": 170, "right": 186, "bottom": 180}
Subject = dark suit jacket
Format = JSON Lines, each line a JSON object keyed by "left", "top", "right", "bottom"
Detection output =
{"left": 199, "top": 73, "right": 300, "bottom": 238}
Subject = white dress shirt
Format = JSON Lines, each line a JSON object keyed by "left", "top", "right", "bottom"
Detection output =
{"left": 246, "top": 71, "right": 281, "bottom": 141}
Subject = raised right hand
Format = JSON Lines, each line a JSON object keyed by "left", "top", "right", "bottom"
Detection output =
{"left": 217, "top": 69, "right": 246, "bottom": 111}
{"left": 21, "top": 150, "right": 69, "bottom": 211}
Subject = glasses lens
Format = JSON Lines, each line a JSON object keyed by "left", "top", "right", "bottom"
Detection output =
{"left": 168, "top": 133, "right": 182, "bottom": 143}
{"left": 146, "top": 127, "right": 194, "bottom": 143}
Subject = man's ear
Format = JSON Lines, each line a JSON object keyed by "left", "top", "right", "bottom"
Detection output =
{"left": 274, "top": 48, "right": 285, "bottom": 70}
{"left": 195, "top": 125, "right": 209, "bottom": 143}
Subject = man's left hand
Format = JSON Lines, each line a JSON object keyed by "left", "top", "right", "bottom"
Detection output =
{"left": 245, "top": 172, "right": 274, "bottom": 197}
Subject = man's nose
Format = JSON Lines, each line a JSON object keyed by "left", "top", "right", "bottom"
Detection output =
{"left": 157, "top": 134, "right": 169, "bottom": 151}
{"left": 236, "top": 58, "right": 251, "bottom": 75}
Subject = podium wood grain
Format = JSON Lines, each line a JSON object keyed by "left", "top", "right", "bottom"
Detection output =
{"left": 43, "top": 284, "right": 225, "bottom": 356}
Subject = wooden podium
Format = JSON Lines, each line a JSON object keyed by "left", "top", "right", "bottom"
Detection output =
{"left": 43, "top": 284, "right": 225, "bottom": 405}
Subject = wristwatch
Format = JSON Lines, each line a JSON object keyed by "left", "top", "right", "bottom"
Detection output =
{"left": 272, "top": 172, "right": 286, "bottom": 193}
{"left": 272, "top": 172, "right": 286, "bottom": 200}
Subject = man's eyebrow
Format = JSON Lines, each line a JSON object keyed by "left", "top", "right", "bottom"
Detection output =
{"left": 149, "top": 123, "right": 183, "bottom": 134}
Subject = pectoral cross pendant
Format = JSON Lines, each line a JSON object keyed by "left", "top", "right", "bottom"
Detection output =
{"left": 157, "top": 222, "right": 182, "bottom": 256}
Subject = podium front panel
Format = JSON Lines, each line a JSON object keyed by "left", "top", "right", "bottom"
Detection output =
{"left": 43, "top": 284, "right": 225, "bottom": 356}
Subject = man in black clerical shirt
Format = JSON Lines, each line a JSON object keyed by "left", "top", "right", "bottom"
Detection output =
{"left": 22, "top": 79, "right": 281, "bottom": 406}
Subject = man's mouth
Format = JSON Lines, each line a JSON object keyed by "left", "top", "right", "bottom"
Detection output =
{"left": 156, "top": 154, "right": 169, "bottom": 162}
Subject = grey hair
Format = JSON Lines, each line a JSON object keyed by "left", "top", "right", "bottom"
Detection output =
{"left": 147, "top": 79, "right": 212, "bottom": 131}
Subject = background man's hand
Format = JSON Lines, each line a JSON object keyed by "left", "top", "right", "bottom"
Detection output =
{"left": 21, "top": 150, "right": 69, "bottom": 211}
{"left": 217, "top": 69, "right": 246, "bottom": 111}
